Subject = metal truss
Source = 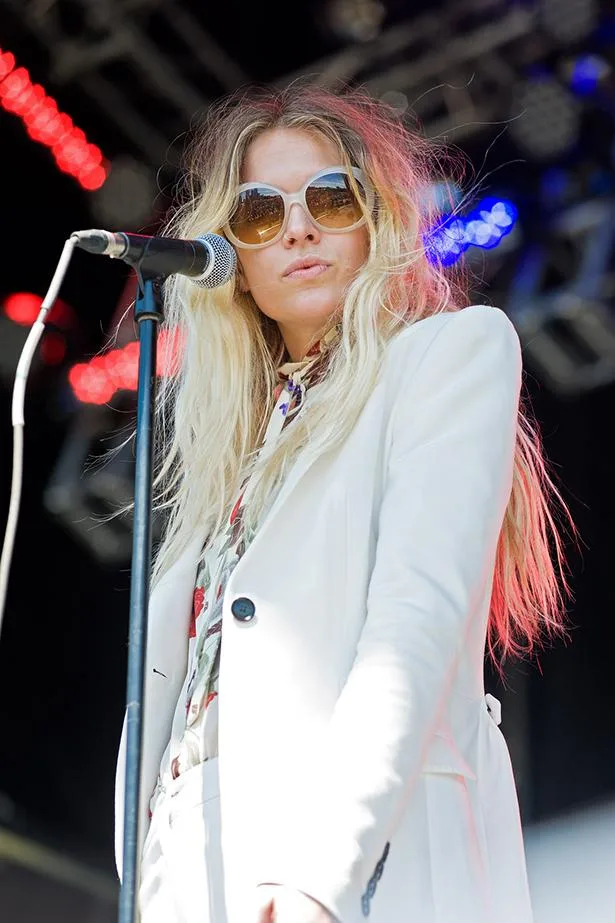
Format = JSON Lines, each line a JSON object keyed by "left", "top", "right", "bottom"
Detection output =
{"left": 1, "top": 0, "right": 248, "bottom": 163}
{"left": 500, "top": 198, "right": 615, "bottom": 396}
{"left": 2, "top": 0, "right": 557, "bottom": 164}
{"left": 43, "top": 396, "right": 166, "bottom": 565}
{"left": 279, "top": 2, "right": 544, "bottom": 144}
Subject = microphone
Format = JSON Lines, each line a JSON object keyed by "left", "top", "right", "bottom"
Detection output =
{"left": 71, "top": 229, "right": 237, "bottom": 288}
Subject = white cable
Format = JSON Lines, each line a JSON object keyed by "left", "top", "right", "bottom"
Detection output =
{"left": 0, "top": 236, "right": 79, "bottom": 640}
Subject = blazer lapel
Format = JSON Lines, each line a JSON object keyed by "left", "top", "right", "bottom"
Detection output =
{"left": 235, "top": 445, "right": 318, "bottom": 570}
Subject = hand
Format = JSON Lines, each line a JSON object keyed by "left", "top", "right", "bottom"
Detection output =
{"left": 253, "top": 884, "right": 336, "bottom": 923}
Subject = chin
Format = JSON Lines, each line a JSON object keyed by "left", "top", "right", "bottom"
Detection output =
{"left": 286, "top": 287, "right": 341, "bottom": 313}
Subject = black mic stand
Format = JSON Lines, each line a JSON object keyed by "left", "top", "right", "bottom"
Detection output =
{"left": 118, "top": 267, "right": 164, "bottom": 923}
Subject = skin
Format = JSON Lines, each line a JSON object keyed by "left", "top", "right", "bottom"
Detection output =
{"left": 236, "top": 127, "right": 370, "bottom": 361}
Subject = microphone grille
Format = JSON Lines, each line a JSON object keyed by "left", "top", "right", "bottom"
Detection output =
{"left": 192, "top": 233, "right": 237, "bottom": 289}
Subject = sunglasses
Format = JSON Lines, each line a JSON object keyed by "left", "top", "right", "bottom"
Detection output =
{"left": 224, "top": 166, "right": 373, "bottom": 249}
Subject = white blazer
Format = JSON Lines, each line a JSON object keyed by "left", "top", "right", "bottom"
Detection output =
{"left": 115, "top": 304, "right": 534, "bottom": 923}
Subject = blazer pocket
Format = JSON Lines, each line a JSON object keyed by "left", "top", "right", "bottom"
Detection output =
{"left": 421, "top": 731, "right": 477, "bottom": 780}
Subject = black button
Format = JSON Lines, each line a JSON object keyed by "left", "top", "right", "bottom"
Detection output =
{"left": 231, "top": 596, "right": 255, "bottom": 621}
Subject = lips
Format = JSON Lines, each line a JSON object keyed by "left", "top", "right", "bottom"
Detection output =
{"left": 283, "top": 258, "right": 331, "bottom": 278}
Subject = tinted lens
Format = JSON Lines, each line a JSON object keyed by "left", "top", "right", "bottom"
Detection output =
{"left": 229, "top": 187, "right": 285, "bottom": 245}
{"left": 305, "top": 171, "right": 365, "bottom": 229}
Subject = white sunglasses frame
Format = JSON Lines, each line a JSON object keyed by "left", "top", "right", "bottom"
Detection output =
{"left": 224, "top": 165, "right": 373, "bottom": 250}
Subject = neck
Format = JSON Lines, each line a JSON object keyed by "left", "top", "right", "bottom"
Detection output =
{"left": 277, "top": 320, "right": 336, "bottom": 363}
{"left": 280, "top": 334, "right": 312, "bottom": 363}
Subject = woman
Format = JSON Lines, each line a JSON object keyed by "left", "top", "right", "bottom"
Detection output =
{"left": 114, "top": 82, "right": 576, "bottom": 923}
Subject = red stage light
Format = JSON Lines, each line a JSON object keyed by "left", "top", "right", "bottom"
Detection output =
{"left": 69, "top": 362, "right": 116, "bottom": 405}
{"left": 3, "top": 292, "right": 43, "bottom": 325}
{"left": 68, "top": 329, "right": 186, "bottom": 404}
{"left": 40, "top": 332, "right": 67, "bottom": 366}
{"left": 79, "top": 164, "right": 107, "bottom": 190}
{"left": 0, "top": 50, "right": 15, "bottom": 79}
{"left": 0, "top": 66, "right": 30, "bottom": 103}
{"left": 0, "top": 47, "right": 107, "bottom": 190}
{"left": 3, "top": 293, "right": 70, "bottom": 368}
{"left": 3, "top": 292, "right": 77, "bottom": 329}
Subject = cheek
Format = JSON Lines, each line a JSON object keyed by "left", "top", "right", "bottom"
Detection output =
{"left": 338, "top": 231, "right": 369, "bottom": 275}
{"left": 238, "top": 252, "right": 274, "bottom": 291}
{"left": 239, "top": 252, "right": 286, "bottom": 306}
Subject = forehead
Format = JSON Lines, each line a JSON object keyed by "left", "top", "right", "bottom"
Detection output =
{"left": 240, "top": 127, "right": 341, "bottom": 190}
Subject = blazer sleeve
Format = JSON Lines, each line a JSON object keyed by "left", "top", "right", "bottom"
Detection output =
{"left": 257, "top": 306, "right": 523, "bottom": 921}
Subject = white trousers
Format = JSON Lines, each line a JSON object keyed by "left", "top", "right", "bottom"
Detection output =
{"left": 139, "top": 757, "right": 228, "bottom": 923}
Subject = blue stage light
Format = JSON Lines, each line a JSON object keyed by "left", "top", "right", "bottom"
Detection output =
{"left": 568, "top": 54, "right": 606, "bottom": 96}
{"left": 424, "top": 198, "right": 518, "bottom": 266}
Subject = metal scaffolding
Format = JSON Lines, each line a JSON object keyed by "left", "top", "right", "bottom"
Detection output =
{"left": 1, "top": 0, "right": 556, "bottom": 162}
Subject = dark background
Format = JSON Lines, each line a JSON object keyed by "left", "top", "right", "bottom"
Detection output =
{"left": 1, "top": 0, "right": 614, "bottom": 906}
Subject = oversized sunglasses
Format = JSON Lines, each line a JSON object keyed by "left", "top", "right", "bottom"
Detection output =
{"left": 224, "top": 166, "right": 373, "bottom": 249}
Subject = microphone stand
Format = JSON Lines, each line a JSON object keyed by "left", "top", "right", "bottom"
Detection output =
{"left": 118, "top": 267, "right": 164, "bottom": 923}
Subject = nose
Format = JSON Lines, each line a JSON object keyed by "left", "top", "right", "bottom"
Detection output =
{"left": 283, "top": 202, "right": 321, "bottom": 247}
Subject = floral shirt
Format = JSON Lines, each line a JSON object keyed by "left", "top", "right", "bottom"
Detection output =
{"left": 150, "top": 326, "right": 340, "bottom": 810}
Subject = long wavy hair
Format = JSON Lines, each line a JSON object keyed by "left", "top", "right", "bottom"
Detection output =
{"left": 147, "top": 80, "right": 578, "bottom": 679}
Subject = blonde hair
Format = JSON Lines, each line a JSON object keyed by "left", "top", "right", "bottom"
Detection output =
{"left": 148, "top": 81, "right": 578, "bottom": 680}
